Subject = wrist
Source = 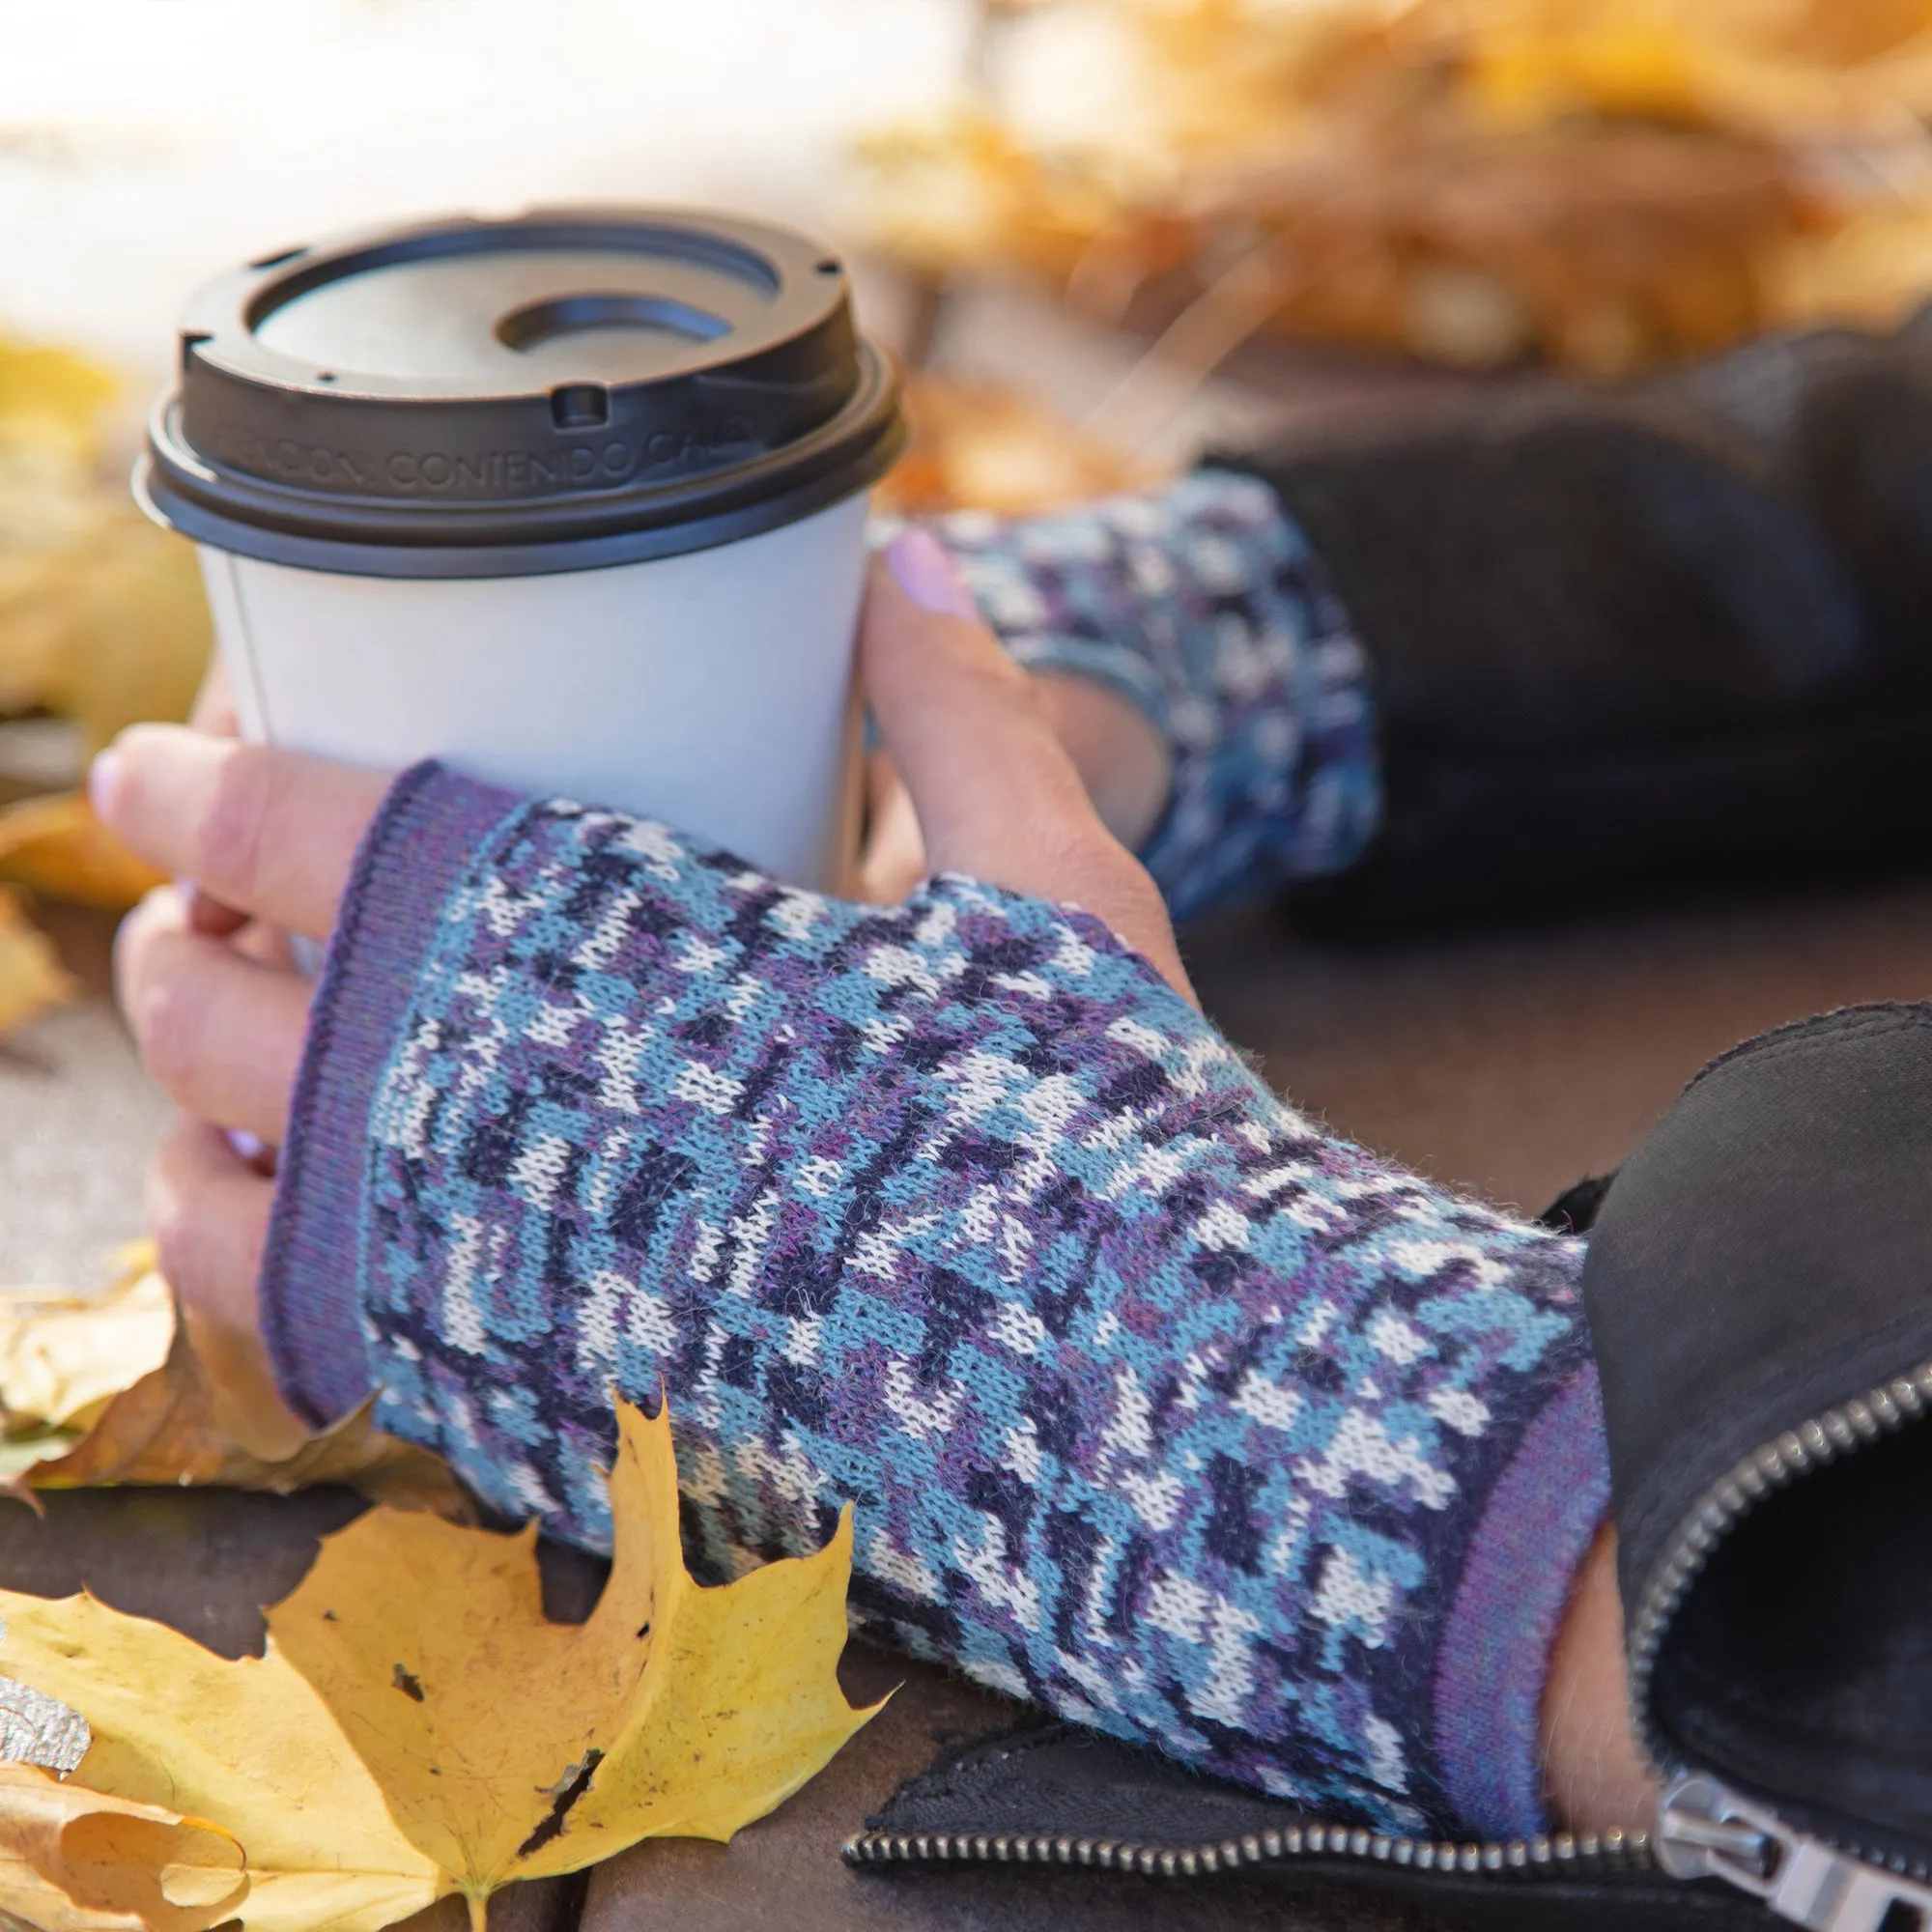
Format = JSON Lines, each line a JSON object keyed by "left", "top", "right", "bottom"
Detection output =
{"left": 1541, "top": 1525, "right": 1659, "bottom": 1835}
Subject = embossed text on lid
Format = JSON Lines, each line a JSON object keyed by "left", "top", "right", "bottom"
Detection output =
{"left": 138, "top": 206, "right": 903, "bottom": 579}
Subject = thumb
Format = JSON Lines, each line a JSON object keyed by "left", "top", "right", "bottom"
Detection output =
{"left": 863, "top": 529, "right": 1193, "bottom": 1002}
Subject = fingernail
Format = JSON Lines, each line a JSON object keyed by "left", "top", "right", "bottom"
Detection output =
{"left": 87, "top": 747, "right": 122, "bottom": 823}
{"left": 886, "top": 528, "right": 980, "bottom": 622}
{"left": 224, "top": 1126, "right": 277, "bottom": 1176}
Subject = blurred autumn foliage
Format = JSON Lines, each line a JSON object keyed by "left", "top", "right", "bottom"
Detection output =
{"left": 0, "top": 333, "right": 208, "bottom": 1037}
{"left": 0, "top": 338, "right": 208, "bottom": 755}
{"left": 860, "top": 0, "right": 1932, "bottom": 401}
{"left": 875, "top": 375, "right": 1164, "bottom": 517}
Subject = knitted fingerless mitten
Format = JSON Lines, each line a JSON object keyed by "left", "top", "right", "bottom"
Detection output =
{"left": 925, "top": 470, "right": 1383, "bottom": 923}
{"left": 265, "top": 762, "right": 1607, "bottom": 1841}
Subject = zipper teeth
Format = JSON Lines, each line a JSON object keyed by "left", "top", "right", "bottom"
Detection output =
{"left": 851, "top": 1366, "right": 1932, "bottom": 1893}
{"left": 1629, "top": 1357, "right": 1932, "bottom": 1879}
{"left": 843, "top": 1819, "right": 1655, "bottom": 1879}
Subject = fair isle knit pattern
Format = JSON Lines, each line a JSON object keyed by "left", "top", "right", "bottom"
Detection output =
{"left": 928, "top": 469, "right": 1383, "bottom": 923}
{"left": 342, "top": 778, "right": 1591, "bottom": 1836}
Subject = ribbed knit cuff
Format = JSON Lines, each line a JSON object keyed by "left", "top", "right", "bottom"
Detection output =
{"left": 1433, "top": 1367, "right": 1612, "bottom": 1840}
{"left": 261, "top": 760, "right": 525, "bottom": 1426}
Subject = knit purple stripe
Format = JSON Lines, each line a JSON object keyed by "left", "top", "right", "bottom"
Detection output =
{"left": 1433, "top": 1367, "right": 1611, "bottom": 1839}
{"left": 261, "top": 760, "right": 522, "bottom": 1426}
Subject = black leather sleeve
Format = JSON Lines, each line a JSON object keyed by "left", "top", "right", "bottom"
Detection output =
{"left": 1214, "top": 378, "right": 1932, "bottom": 932}
{"left": 1581, "top": 1003, "right": 1932, "bottom": 1867}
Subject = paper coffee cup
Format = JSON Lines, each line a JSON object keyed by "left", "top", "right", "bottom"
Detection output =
{"left": 136, "top": 208, "right": 904, "bottom": 892}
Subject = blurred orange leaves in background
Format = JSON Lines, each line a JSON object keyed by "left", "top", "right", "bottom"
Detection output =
{"left": 860, "top": 0, "right": 1932, "bottom": 384}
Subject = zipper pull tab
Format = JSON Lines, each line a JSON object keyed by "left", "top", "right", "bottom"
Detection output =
{"left": 1659, "top": 1773, "right": 1932, "bottom": 1932}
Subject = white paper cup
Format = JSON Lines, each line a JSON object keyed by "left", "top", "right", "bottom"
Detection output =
{"left": 138, "top": 208, "right": 903, "bottom": 893}
{"left": 196, "top": 491, "right": 869, "bottom": 889}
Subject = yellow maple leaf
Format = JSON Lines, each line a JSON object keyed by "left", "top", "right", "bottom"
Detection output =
{"left": 268, "top": 1400, "right": 879, "bottom": 1917}
{"left": 0, "top": 1593, "right": 443, "bottom": 1932}
{"left": 0, "top": 794, "right": 167, "bottom": 914}
{"left": 0, "top": 1763, "right": 245, "bottom": 1932}
{"left": 2, "top": 1400, "right": 877, "bottom": 1930}
{"left": 0, "top": 891, "right": 72, "bottom": 1039}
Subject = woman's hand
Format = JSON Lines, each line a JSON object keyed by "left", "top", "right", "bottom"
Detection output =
{"left": 87, "top": 530, "right": 1650, "bottom": 1841}
{"left": 93, "top": 742, "right": 392, "bottom": 1438}
{"left": 89, "top": 532, "right": 1195, "bottom": 1435}
{"left": 859, "top": 531, "right": 1172, "bottom": 905}
{"left": 857, "top": 531, "right": 1190, "bottom": 996}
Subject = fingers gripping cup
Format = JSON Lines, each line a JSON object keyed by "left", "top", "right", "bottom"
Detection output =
{"left": 136, "top": 208, "right": 904, "bottom": 891}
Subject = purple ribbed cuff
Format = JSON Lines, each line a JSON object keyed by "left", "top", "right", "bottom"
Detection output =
{"left": 261, "top": 760, "right": 524, "bottom": 1426}
{"left": 1433, "top": 1367, "right": 1611, "bottom": 1840}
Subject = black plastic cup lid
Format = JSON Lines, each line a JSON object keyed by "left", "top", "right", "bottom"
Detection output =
{"left": 137, "top": 206, "right": 904, "bottom": 579}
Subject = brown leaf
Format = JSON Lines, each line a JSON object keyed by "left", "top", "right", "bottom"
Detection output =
{"left": 0, "top": 1264, "right": 174, "bottom": 1436}
{"left": 856, "top": 0, "right": 1932, "bottom": 373}
{"left": 0, "top": 1763, "right": 246, "bottom": 1932}
{"left": 23, "top": 1321, "right": 476, "bottom": 1522}
{"left": 1, "top": 1401, "right": 872, "bottom": 1932}
{"left": 874, "top": 377, "right": 1158, "bottom": 517}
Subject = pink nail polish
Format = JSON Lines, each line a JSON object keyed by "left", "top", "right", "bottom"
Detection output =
{"left": 886, "top": 528, "right": 980, "bottom": 622}
{"left": 87, "top": 748, "right": 122, "bottom": 823}
{"left": 224, "top": 1126, "right": 277, "bottom": 1176}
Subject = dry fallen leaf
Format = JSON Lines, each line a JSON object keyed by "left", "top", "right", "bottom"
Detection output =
{"left": 0, "top": 890, "right": 72, "bottom": 1040}
{"left": 0, "top": 1764, "right": 245, "bottom": 1932}
{"left": 0, "top": 503, "right": 211, "bottom": 758}
{"left": 0, "top": 1590, "right": 443, "bottom": 1932}
{"left": 0, "top": 329, "right": 210, "bottom": 750}
{"left": 0, "top": 1265, "right": 174, "bottom": 1437}
{"left": 0, "top": 326, "right": 208, "bottom": 1021}
{"left": 2, "top": 1399, "right": 876, "bottom": 1930}
{"left": 23, "top": 1321, "right": 478, "bottom": 1522}
{"left": 0, "top": 794, "right": 166, "bottom": 914}
{"left": 268, "top": 1399, "right": 877, "bottom": 1915}
{"left": 0, "top": 1247, "right": 472, "bottom": 1516}
{"left": 51, "top": 516, "right": 211, "bottom": 757}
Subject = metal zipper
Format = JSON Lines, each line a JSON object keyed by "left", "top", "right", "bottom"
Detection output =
{"left": 850, "top": 1363, "right": 1932, "bottom": 1907}
{"left": 1659, "top": 1774, "right": 1932, "bottom": 1932}
{"left": 844, "top": 1807, "right": 1654, "bottom": 1882}
{"left": 1631, "top": 1360, "right": 1932, "bottom": 1928}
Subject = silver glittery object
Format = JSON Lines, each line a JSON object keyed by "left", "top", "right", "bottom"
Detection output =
{"left": 0, "top": 1669, "right": 90, "bottom": 1776}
